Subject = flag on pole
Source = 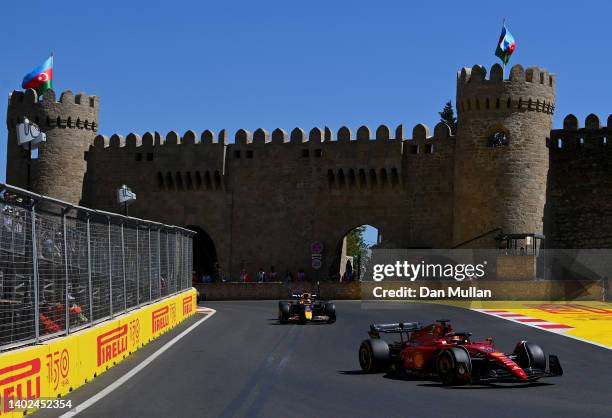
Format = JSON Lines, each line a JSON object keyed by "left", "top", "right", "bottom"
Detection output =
{"left": 494, "top": 23, "right": 516, "bottom": 65}
{"left": 21, "top": 55, "right": 54, "bottom": 95}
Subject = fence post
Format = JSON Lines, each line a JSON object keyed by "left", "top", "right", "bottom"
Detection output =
{"left": 86, "top": 215, "right": 93, "bottom": 324}
{"left": 148, "top": 227, "right": 152, "bottom": 301}
{"left": 166, "top": 229, "right": 169, "bottom": 297}
{"left": 176, "top": 231, "right": 180, "bottom": 293}
{"left": 31, "top": 203, "right": 40, "bottom": 343}
{"left": 157, "top": 229, "right": 161, "bottom": 300}
{"left": 108, "top": 218, "right": 113, "bottom": 317}
{"left": 136, "top": 225, "right": 139, "bottom": 306}
{"left": 121, "top": 223, "right": 127, "bottom": 311}
{"left": 62, "top": 209, "right": 70, "bottom": 334}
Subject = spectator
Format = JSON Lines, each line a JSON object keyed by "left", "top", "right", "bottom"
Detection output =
{"left": 240, "top": 269, "right": 248, "bottom": 282}
{"left": 192, "top": 271, "right": 198, "bottom": 286}
{"left": 258, "top": 267, "right": 266, "bottom": 283}
{"left": 284, "top": 270, "right": 293, "bottom": 283}
{"left": 269, "top": 266, "right": 278, "bottom": 281}
{"left": 297, "top": 268, "right": 305, "bottom": 282}
{"left": 346, "top": 259, "right": 353, "bottom": 277}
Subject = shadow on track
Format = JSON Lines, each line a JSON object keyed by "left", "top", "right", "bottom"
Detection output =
{"left": 267, "top": 318, "right": 331, "bottom": 326}
{"left": 339, "top": 370, "right": 554, "bottom": 389}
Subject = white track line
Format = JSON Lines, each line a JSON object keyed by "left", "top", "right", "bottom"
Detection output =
{"left": 59, "top": 308, "right": 217, "bottom": 417}
{"left": 473, "top": 309, "right": 611, "bottom": 351}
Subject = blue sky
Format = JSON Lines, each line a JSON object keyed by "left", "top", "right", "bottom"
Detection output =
{"left": 1, "top": 1, "right": 610, "bottom": 243}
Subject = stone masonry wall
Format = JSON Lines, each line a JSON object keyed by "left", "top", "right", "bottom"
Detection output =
{"left": 546, "top": 114, "right": 612, "bottom": 248}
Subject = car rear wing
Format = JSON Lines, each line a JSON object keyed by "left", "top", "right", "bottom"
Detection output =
{"left": 368, "top": 322, "right": 421, "bottom": 338}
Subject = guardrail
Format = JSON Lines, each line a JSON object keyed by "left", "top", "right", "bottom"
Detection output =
{"left": 0, "top": 183, "right": 194, "bottom": 351}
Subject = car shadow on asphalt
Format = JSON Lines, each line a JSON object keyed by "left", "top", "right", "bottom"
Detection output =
{"left": 416, "top": 382, "right": 554, "bottom": 389}
{"left": 267, "top": 318, "right": 330, "bottom": 325}
{"left": 338, "top": 370, "right": 554, "bottom": 389}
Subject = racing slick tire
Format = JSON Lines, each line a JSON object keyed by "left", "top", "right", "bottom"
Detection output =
{"left": 436, "top": 347, "right": 472, "bottom": 385}
{"left": 278, "top": 301, "right": 291, "bottom": 324}
{"left": 359, "top": 339, "right": 389, "bottom": 373}
{"left": 514, "top": 341, "right": 546, "bottom": 371}
{"left": 324, "top": 303, "right": 336, "bottom": 323}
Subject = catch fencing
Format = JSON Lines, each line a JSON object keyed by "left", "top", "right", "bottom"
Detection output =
{"left": 0, "top": 183, "right": 194, "bottom": 350}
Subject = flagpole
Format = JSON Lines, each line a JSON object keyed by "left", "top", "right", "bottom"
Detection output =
{"left": 501, "top": 18, "right": 506, "bottom": 77}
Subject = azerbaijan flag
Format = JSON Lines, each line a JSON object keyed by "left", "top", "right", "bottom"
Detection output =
{"left": 22, "top": 56, "right": 53, "bottom": 95}
{"left": 495, "top": 24, "right": 516, "bottom": 65}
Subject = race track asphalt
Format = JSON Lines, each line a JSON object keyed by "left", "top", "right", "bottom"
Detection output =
{"left": 38, "top": 301, "right": 612, "bottom": 418}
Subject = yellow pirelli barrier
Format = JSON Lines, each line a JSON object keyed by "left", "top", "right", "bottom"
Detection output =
{"left": 0, "top": 289, "right": 197, "bottom": 417}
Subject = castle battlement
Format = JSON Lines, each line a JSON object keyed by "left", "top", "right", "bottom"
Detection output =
{"left": 90, "top": 122, "right": 455, "bottom": 153}
{"left": 7, "top": 89, "right": 98, "bottom": 132}
{"left": 549, "top": 113, "right": 612, "bottom": 151}
{"left": 457, "top": 64, "right": 555, "bottom": 116}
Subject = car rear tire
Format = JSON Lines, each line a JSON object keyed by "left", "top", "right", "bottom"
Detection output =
{"left": 514, "top": 341, "right": 546, "bottom": 371}
{"left": 278, "top": 302, "right": 291, "bottom": 324}
{"left": 359, "top": 339, "right": 389, "bottom": 373}
{"left": 325, "top": 303, "right": 336, "bottom": 323}
{"left": 436, "top": 347, "right": 471, "bottom": 385}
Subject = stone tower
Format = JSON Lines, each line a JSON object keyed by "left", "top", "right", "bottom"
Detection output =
{"left": 6, "top": 88, "right": 99, "bottom": 204}
{"left": 453, "top": 64, "right": 556, "bottom": 247}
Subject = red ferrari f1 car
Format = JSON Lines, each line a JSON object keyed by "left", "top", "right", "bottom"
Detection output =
{"left": 358, "top": 319, "right": 563, "bottom": 384}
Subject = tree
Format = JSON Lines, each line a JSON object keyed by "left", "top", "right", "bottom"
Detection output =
{"left": 439, "top": 101, "right": 457, "bottom": 135}
{"left": 346, "top": 226, "right": 367, "bottom": 258}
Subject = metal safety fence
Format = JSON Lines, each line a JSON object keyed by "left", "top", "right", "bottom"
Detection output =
{"left": 0, "top": 184, "right": 194, "bottom": 351}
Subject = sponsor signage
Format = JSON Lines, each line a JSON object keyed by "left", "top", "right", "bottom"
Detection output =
{"left": 310, "top": 241, "right": 324, "bottom": 270}
{"left": 97, "top": 325, "right": 128, "bottom": 367}
{"left": 0, "top": 359, "right": 41, "bottom": 414}
{"left": 152, "top": 306, "right": 170, "bottom": 334}
{"left": 183, "top": 296, "right": 194, "bottom": 316}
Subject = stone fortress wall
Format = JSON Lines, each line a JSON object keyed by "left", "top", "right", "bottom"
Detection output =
{"left": 5, "top": 63, "right": 611, "bottom": 280}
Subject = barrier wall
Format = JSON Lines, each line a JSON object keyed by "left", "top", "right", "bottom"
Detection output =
{"left": 0, "top": 288, "right": 197, "bottom": 417}
{"left": 195, "top": 281, "right": 604, "bottom": 301}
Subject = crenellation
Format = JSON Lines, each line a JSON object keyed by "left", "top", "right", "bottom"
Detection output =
{"left": 235, "top": 129, "right": 252, "bottom": 145}
{"left": 60, "top": 90, "right": 74, "bottom": 103}
{"left": 143, "top": 132, "right": 155, "bottom": 147}
{"left": 309, "top": 127, "right": 323, "bottom": 142}
{"left": 74, "top": 92, "right": 88, "bottom": 105}
{"left": 324, "top": 126, "right": 333, "bottom": 141}
{"left": 110, "top": 134, "right": 125, "bottom": 148}
{"left": 182, "top": 130, "right": 198, "bottom": 145}
{"left": 41, "top": 89, "right": 56, "bottom": 103}
{"left": 585, "top": 113, "right": 601, "bottom": 130}
{"left": 94, "top": 134, "right": 109, "bottom": 149}
{"left": 218, "top": 129, "right": 228, "bottom": 144}
{"left": 433, "top": 122, "right": 451, "bottom": 139}
{"left": 288, "top": 127, "right": 304, "bottom": 143}
{"left": 166, "top": 131, "right": 180, "bottom": 145}
{"left": 563, "top": 114, "right": 579, "bottom": 130}
{"left": 337, "top": 126, "right": 351, "bottom": 142}
{"left": 395, "top": 124, "right": 404, "bottom": 140}
{"left": 509, "top": 64, "right": 525, "bottom": 81}
{"left": 201, "top": 129, "right": 215, "bottom": 144}
{"left": 375, "top": 124, "right": 390, "bottom": 140}
{"left": 356, "top": 125, "right": 370, "bottom": 141}
{"left": 271, "top": 128, "right": 287, "bottom": 143}
{"left": 253, "top": 128, "right": 269, "bottom": 144}
{"left": 126, "top": 133, "right": 142, "bottom": 148}
{"left": 412, "top": 123, "right": 429, "bottom": 140}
